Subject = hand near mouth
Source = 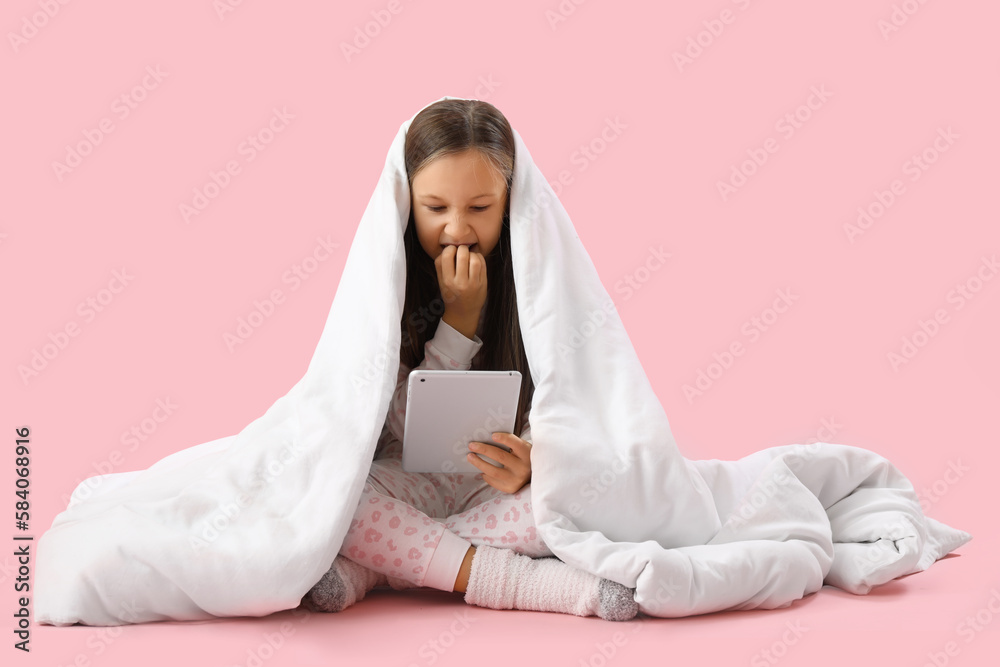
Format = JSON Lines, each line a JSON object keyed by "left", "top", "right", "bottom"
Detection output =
{"left": 436, "top": 243, "right": 487, "bottom": 339}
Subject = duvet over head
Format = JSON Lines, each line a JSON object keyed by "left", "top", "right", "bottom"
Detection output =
{"left": 33, "top": 96, "right": 971, "bottom": 626}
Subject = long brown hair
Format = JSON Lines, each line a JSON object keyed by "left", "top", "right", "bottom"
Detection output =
{"left": 401, "top": 99, "right": 535, "bottom": 438}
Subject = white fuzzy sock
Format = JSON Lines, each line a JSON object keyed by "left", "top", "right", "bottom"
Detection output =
{"left": 463, "top": 545, "right": 638, "bottom": 621}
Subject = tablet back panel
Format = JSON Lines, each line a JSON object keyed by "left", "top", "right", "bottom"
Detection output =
{"left": 402, "top": 370, "right": 521, "bottom": 473}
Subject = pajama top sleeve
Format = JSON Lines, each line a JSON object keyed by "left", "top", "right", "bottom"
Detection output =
{"left": 374, "top": 319, "right": 484, "bottom": 458}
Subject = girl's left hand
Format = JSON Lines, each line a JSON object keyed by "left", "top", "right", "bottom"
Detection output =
{"left": 467, "top": 432, "right": 532, "bottom": 494}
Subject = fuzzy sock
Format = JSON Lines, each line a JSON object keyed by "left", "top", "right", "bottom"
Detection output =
{"left": 303, "top": 555, "right": 391, "bottom": 613}
{"left": 463, "top": 545, "right": 638, "bottom": 621}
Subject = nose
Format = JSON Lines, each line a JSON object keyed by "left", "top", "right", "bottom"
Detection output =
{"left": 442, "top": 215, "right": 474, "bottom": 241}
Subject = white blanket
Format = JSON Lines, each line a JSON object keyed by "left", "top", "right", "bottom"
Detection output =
{"left": 34, "top": 96, "right": 971, "bottom": 625}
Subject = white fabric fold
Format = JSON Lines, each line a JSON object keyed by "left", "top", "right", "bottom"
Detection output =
{"left": 33, "top": 96, "right": 971, "bottom": 626}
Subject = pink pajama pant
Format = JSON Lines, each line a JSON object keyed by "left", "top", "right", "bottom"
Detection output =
{"left": 338, "top": 440, "right": 553, "bottom": 591}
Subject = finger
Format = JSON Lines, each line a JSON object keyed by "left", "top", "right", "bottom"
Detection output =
{"left": 465, "top": 450, "right": 486, "bottom": 471}
{"left": 491, "top": 432, "right": 530, "bottom": 459}
{"left": 473, "top": 464, "right": 505, "bottom": 487}
{"left": 456, "top": 244, "right": 471, "bottom": 282}
{"left": 467, "top": 450, "right": 509, "bottom": 475}
{"left": 478, "top": 454, "right": 528, "bottom": 489}
{"left": 474, "top": 249, "right": 486, "bottom": 285}
{"left": 480, "top": 470, "right": 516, "bottom": 494}
{"left": 471, "top": 442, "right": 515, "bottom": 468}
{"left": 440, "top": 244, "right": 455, "bottom": 284}
{"left": 463, "top": 245, "right": 482, "bottom": 287}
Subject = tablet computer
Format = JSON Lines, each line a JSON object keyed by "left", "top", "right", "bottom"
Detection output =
{"left": 402, "top": 369, "right": 522, "bottom": 473}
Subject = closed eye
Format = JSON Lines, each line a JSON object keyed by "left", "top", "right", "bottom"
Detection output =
{"left": 426, "top": 205, "right": 490, "bottom": 212}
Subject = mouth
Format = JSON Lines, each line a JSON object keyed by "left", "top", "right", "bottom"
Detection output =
{"left": 443, "top": 243, "right": 479, "bottom": 253}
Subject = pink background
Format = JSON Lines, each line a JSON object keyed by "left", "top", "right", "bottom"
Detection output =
{"left": 3, "top": 0, "right": 997, "bottom": 665}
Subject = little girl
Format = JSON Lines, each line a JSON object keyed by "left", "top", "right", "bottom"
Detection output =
{"left": 300, "top": 99, "right": 638, "bottom": 621}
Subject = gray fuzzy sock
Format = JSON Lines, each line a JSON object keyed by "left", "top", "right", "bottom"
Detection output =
{"left": 463, "top": 545, "right": 638, "bottom": 621}
{"left": 303, "top": 555, "right": 391, "bottom": 612}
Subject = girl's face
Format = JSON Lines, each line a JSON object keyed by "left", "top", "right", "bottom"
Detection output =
{"left": 411, "top": 149, "right": 507, "bottom": 261}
